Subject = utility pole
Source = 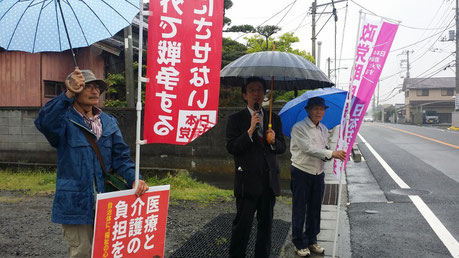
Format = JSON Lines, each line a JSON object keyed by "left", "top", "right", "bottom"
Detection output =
{"left": 372, "top": 94, "right": 376, "bottom": 120}
{"left": 327, "top": 57, "right": 331, "bottom": 79}
{"left": 311, "top": 0, "right": 317, "bottom": 60}
{"left": 377, "top": 79, "right": 380, "bottom": 121}
{"left": 310, "top": 0, "right": 347, "bottom": 62}
{"left": 317, "top": 41, "right": 322, "bottom": 69}
{"left": 454, "top": 0, "right": 459, "bottom": 127}
{"left": 124, "top": 26, "right": 135, "bottom": 108}
{"left": 406, "top": 50, "right": 411, "bottom": 78}
{"left": 400, "top": 50, "right": 413, "bottom": 79}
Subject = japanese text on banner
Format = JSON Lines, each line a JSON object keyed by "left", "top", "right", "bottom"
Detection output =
{"left": 92, "top": 187, "right": 170, "bottom": 258}
{"left": 333, "top": 16, "right": 398, "bottom": 178}
{"left": 144, "top": 0, "right": 223, "bottom": 145}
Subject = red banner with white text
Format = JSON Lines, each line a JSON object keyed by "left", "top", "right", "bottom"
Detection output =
{"left": 144, "top": 0, "right": 224, "bottom": 145}
{"left": 92, "top": 186, "right": 170, "bottom": 258}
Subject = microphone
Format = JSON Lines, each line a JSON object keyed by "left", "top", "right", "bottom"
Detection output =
{"left": 253, "top": 103, "right": 261, "bottom": 131}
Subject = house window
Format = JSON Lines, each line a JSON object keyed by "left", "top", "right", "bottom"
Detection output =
{"left": 405, "top": 91, "right": 409, "bottom": 97}
{"left": 44, "top": 80, "right": 66, "bottom": 98}
{"left": 416, "top": 89, "right": 429, "bottom": 96}
{"left": 441, "top": 89, "right": 454, "bottom": 96}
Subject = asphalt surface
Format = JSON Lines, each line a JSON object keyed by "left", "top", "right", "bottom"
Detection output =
{"left": 350, "top": 122, "right": 459, "bottom": 257}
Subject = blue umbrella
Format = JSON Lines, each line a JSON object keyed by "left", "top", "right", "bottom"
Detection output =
{"left": 279, "top": 87, "right": 347, "bottom": 138}
{"left": 0, "top": 0, "right": 139, "bottom": 66}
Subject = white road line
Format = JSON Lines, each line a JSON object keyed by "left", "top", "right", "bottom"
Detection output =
{"left": 357, "top": 133, "right": 459, "bottom": 258}
{"left": 358, "top": 133, "right": 410, "bottom": 189}
{"left": 409, "top": 196, "right": 459, "bottom": 258}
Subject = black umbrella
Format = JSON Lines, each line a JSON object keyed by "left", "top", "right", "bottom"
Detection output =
{"left": 220, "top": 51, "right": 333, "bottom": 143}
{"left": 220, "top": 51, "right": 334, "bottom": 90}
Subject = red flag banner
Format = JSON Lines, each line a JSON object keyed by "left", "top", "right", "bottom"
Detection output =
{"left": 144, "top": 0, "right": 224, "bottom": 145}
{"left": 92, "top": 186, "right": 170, "bottom": 258}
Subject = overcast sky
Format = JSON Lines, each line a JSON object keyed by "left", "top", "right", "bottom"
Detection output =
{"left": 223, "top": 0, "right": 456, "bottom": 105}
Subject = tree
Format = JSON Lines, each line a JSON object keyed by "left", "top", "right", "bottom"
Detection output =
{"left": 223, "top": 0, "right": 233, "bottom": 27}
{"left": 245, "top": 32, "right": 315, "bottom": 63}
{"left": 105, "top": 62, "right": 146, "bottom": 107}
{"left": 221, "top": 37, "right": 247, "bottom": 68}
{"left": 224, "top": 24, "right": 255, "bottom": 33}
{"left": 256, "top": 25, "right": 281, "bottom": 50}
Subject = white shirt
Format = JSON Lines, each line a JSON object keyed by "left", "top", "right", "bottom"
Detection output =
{"left": 290, "top": 116, "right": 333, "bottom": 175}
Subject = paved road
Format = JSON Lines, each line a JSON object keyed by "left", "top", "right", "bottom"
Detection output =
{"left": 348, "top": 122, "right": 459, "bottom": 258}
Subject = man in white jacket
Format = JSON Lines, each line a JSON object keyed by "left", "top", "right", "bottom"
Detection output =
{"left": 289, "top": 97, "right": 346, "bottom": 257}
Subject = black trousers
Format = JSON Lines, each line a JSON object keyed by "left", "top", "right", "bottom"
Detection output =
{"left": 290, "top": 166, "right": 325, "bottom": 249}
{"left": 229, "top": 186, "right": 276, "bottom": 258}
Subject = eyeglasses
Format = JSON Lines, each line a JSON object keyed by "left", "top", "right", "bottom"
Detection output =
{"left": 84, "top": 83, "right": 100, "bottom": 91}
{"left": 247, "top": 88, "right": 265, "bottom": 93}
{"left": 309, "top": 106, "right": 326, "bottom": 112}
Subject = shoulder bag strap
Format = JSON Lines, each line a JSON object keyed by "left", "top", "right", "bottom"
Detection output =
{"left": 79, "top": 127, "right": 107, "bottom": 176}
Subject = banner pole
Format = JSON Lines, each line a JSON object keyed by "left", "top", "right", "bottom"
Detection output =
{"left": 332, "top": 10, "right": 364, "bottom": 258}
{"left": 134, "top": 0, "right": 145, "bottom": 190}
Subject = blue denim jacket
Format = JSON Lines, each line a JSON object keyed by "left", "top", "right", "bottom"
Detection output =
{"left": 35, "top": 92, "right": 136, "bottom": 224}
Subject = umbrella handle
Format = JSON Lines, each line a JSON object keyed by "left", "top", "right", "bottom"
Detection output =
{"left": 267, "top": 76, "right": 274, "bottom": 144}
{"left": 269, "top": 76, "right": 274, "bottom": 125}
{"left": 266, "top": 124, "right": 274, "bottom": 144}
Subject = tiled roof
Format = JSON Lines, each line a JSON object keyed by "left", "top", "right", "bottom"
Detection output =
{"left": 402, "top": 77, "right": 455, "bottom": 90}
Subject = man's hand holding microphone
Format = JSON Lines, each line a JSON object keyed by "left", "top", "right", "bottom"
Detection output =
{"left": 247, "top": 103, "right": 262, "bottom": 137}
{"left": 247, "top": 103, "right": 275, "bottom": 144}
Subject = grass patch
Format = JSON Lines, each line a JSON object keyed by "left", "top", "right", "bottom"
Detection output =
{"left": 146, "top": 171, "right": 233, "bottom": 203}
{"left": 277, "top": 195, "right": 292, "bottom": 205}
{"left": 0, "top": 168, "right": 56, "bottom": 196}
{"left": 0, "top": 196, "right": 25, "bottom": 203}
{"left": 0, "top": 168, "right": 233, "bottom": 203}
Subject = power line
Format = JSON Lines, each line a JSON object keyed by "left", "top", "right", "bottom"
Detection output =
{"left": 381, "top": 53, "right": 454, "bottom": 101}
{"left": 281, "top": 11, "right": 309, "bottom": 29}
{"left": 233, "top": 0, "right": 298, "bottom": 40}
{"left": 275, "top": 0, "right": 298, "bottom": 27}
{"left": 409, "top": 2, "right": 454, "bottom": 58}
{"left": 390, "top": 23, "right": 455, "bottom": 53}
{"left": 380, "top": 86, "right": 402, "bottom": 99}
{"left": 292, "top": 12, "right": 310, "bottom": 33}
{"left": 414, "top": 52, "right": 454, "bottom": 78}
{"left": 350, "top": 0, "right": 456, "bottom": 30}
{"left": 411, "top": 0, "right": 452, "bottom": 53}
{"left": 315, "top": 13, "right": 334, "bottom": 37}
{"left": 380, "top": 70, "right": 403, "bottom": 81}
{"left": 406, "top": 61, "right": 454, "bottom": 87}
{"left": 409, "top": 16, "right": 455, "bottom": 65}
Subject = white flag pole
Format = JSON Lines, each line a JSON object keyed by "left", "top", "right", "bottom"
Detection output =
{"left": 134, "top": 0, "right": 149, "bottom": 189}
{"left": 332, "top": 10, "right": 364, "bottom": 258}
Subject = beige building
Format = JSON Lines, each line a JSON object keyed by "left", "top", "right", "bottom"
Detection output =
{"left": 402, "top": 77, "right": 455, "bottom": 124}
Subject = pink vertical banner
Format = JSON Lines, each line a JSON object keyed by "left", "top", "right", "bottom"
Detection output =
{"left": 333, "top": 17, "right": 398, "bottom": 178}
{"left": 144, "top": 0, "right": 224, "bottom": 145}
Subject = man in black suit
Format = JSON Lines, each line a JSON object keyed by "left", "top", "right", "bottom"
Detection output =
{"left": 226, "top": 77, "right": 286, "bottom": 258}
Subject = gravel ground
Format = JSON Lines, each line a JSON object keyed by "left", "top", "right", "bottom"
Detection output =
{"left": 0, "top": 190, "right": 293, "bottom": 258}
{"left": 0, "top": 190, "right": 237, "bottom": 258}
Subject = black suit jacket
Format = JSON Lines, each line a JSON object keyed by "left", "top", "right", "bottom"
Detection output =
{"left": 226, "top": 107, "right": 286, "bottom": 198}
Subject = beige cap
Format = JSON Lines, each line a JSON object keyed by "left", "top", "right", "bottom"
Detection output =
{"left": 66, "top": 70, "right": 108, "bottom": 93}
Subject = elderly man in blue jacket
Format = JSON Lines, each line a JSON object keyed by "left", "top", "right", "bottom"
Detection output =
{"left": 35, "top": 67, "right": 149, "bottom": 258}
